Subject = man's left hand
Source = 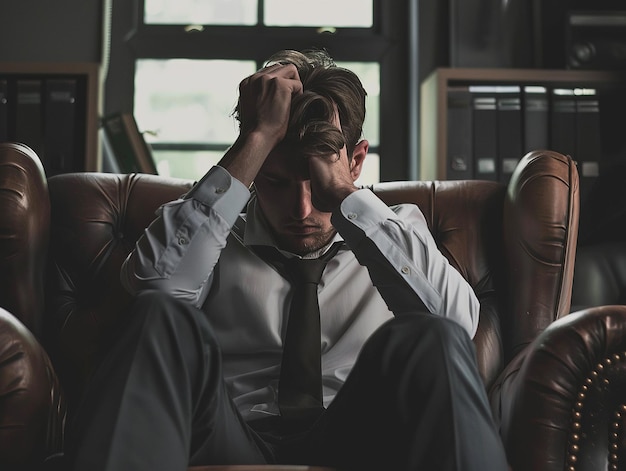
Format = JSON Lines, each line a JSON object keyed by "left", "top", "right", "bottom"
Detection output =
{"left": 307, "top": 147, "right": 360, "bottom": 213}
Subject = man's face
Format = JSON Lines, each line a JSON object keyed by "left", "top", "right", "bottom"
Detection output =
{"left": 254, "top": 144, "right": 337, "bottom": 255}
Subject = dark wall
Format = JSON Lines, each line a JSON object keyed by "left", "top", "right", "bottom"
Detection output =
{"left": 418, "top": 0, "right": 450, "bottom": 83}
{"left": 417, "top": 0, "right": 626, "bottom": 78}
{"left": 0, "top": 0, "right": 591, "bottom": 85}
{"left": 2, "top": 1, "right": 620, "bottom": 74}
{"left": 0, "top": 0, "right": 102, "bottom": 63}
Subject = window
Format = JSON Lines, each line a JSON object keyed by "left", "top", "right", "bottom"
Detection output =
{"left": 105, "top": 0, "right": 409, "bottom": 182}
{"left": 144, "top": 0, "right": 373, "bottom": 27}
{"left": 133, "top": 58, "right": 256, "bottom": 179}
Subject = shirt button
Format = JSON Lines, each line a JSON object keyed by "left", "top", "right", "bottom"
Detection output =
{"left": 401, "top": 266, "right": 410, "bottom": 275}
{"left": 347, "top": 212, "right": 357, "bottom": 220}
{"left": 215, "top": 187, "right": 226, "bottom": 194}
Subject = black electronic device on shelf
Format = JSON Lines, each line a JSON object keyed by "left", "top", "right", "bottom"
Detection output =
{"left": 567, "top": 10, "right": 626, "bottom": 70}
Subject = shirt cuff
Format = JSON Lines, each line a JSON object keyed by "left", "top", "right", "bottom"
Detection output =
{"left": 184, "top": 165, "right": 251, "bottom": 227}
{"left": 331, "top": 188, "right": 396, "bottom": 244}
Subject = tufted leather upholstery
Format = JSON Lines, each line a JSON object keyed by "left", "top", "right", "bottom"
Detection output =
{"left": 494, "top": 304, "right": 626, "bottom": 471}
{"left": 3, "top": 141, "right": 626, "bottom": 470}
{"left": 45, "top": 171, "right": 193, "bottom": 408}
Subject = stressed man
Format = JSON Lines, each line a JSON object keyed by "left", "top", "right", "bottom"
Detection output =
{"left": 66, "top": 49, "right": 508, "bottom": 471}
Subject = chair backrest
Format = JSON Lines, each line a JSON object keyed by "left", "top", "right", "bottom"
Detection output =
{"left": 372, "top": 150, "right": 579, "bottom": 388}
{"left": 371, "top": 178, "right": 508, "bottom": 385}
{"left": 43, "top": 150, "right": 579, "bottom": 409}
{"left": 45, "top": 172, "right": 193, "bottom": 408}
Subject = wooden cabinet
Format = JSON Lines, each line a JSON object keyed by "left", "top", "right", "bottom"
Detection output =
{"left": 0, "top": 62, "right": 100, "bottom": 174}
{"left": 420, "top": 68, "right": 626, "bottom": 195}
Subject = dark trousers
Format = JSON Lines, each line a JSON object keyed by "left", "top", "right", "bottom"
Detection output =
{"left": 65, "top": 290, "right": 508, "bottom": 471}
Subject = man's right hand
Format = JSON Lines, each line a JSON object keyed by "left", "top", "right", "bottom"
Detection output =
{"left": 217, "top": 63, "right": 303, "bottom": 188}
{"left": 237, "top": 63, "right": 303, "bottom": 148}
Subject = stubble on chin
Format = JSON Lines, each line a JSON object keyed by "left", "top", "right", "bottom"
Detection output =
{"left": 277, "top": 230, "right": 336, "bottom": 256}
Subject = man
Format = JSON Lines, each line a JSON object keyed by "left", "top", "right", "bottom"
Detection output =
{"left": 66, "top": 49, "right": 508, "bottom": 470}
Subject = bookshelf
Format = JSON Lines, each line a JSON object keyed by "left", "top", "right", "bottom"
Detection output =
{"left": 0, "top": 62, "right": 100, "bottom": 175}
{"left": 420, "top": 68, "right": 626, "bottom": 199}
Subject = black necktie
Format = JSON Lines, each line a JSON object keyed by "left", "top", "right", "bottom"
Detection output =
{"left": 252, "top": 243, "right": 341, "bottom": 421}
{"left": 278, "top": 255, "right": 328, "bottom": 420}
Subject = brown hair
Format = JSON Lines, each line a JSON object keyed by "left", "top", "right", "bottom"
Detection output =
{"left": 237, "top": 49, "right": 367, "bottom": 159}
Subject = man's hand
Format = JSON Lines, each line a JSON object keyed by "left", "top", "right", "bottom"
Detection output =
{"left": 238, "top": 63, "right": 303, "bottom": 147}
{"left": 307, "top": 147, "right": 360, "bottom": 213}
{"left": 219, "top": 64, "right": 303, "bottom": 188}
{"left": 307, "top": 107, "right": 368, "bottom": 212}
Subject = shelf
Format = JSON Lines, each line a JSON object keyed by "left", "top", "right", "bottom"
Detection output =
{"left": 420, "top": 67, "right": 626, "bottom": 189}
{"left": 0, "top": 62, "right": 100, "bottom": 174}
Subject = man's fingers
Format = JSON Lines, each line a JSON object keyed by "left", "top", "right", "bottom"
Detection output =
{"left": 240, "top": 64, "right": 302, "bottom": 97}
{"left": 236, "top": 63, "right": 305, "bottom": 145}
{"left": 246, "top": 63, "right": 300, "bottom": 84}
{"left": 261, "top": 65, "right": 302, "bottom": 95}
{"left": 259, "top": 63, "right": 300, "bottom": 80}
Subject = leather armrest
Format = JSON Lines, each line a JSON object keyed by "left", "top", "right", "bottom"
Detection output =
{"left": 0, "top": 308, "right": 65, "bottom": 471}
{"left": 503, "top": 150, "right": 579, "bottom": 360}
{"left": 0, "top": 143, "right": 50, "bottom": 337}
{"left": 490, "top": 305, "right": 626, "bottom": 471}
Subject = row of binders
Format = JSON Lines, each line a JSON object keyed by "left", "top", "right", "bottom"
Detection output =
{"left": 0, "top": 76, "right": 85, "bottom": 176}
{"left": 0, "top": 75, "right": 158, "bottom": 176}
{"left": 446, "top": 84, "right": 602, "bottom": 190}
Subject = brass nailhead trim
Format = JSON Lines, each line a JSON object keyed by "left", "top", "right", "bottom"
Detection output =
{"left": 566, "top": 352, "right": 625, "bottom": 470}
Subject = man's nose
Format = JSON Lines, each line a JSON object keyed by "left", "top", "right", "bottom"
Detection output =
{"left": 291, "top": 181, "right": 313, "bottom": 220}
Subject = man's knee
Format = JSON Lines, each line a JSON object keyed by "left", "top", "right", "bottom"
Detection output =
{"left": 128, "top": 290, "right": 219, "bottom": 351}
{"left": 362, "top": 313, "right": 476, "bottom": 374}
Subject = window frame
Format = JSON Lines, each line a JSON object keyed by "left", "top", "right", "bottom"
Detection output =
{"left": 104, "top": 0, "right": 409, "bottom": 181}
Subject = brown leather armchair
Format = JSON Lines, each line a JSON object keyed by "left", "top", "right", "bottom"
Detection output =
{"left": 1, "top": 140, "right": 625, "bottom": 470}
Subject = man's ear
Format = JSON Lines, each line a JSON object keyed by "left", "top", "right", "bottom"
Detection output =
{"left": 349, "top": 140, "right": 369, "bottom": 181}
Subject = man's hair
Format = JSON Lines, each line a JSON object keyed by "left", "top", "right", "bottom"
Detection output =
{"left": 236, "top": 49, "right": 367, "bottom": 159}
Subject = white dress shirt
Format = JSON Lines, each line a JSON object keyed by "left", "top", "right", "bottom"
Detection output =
{"left": 121, "top": 165, "right": 479, "bottom": 422}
